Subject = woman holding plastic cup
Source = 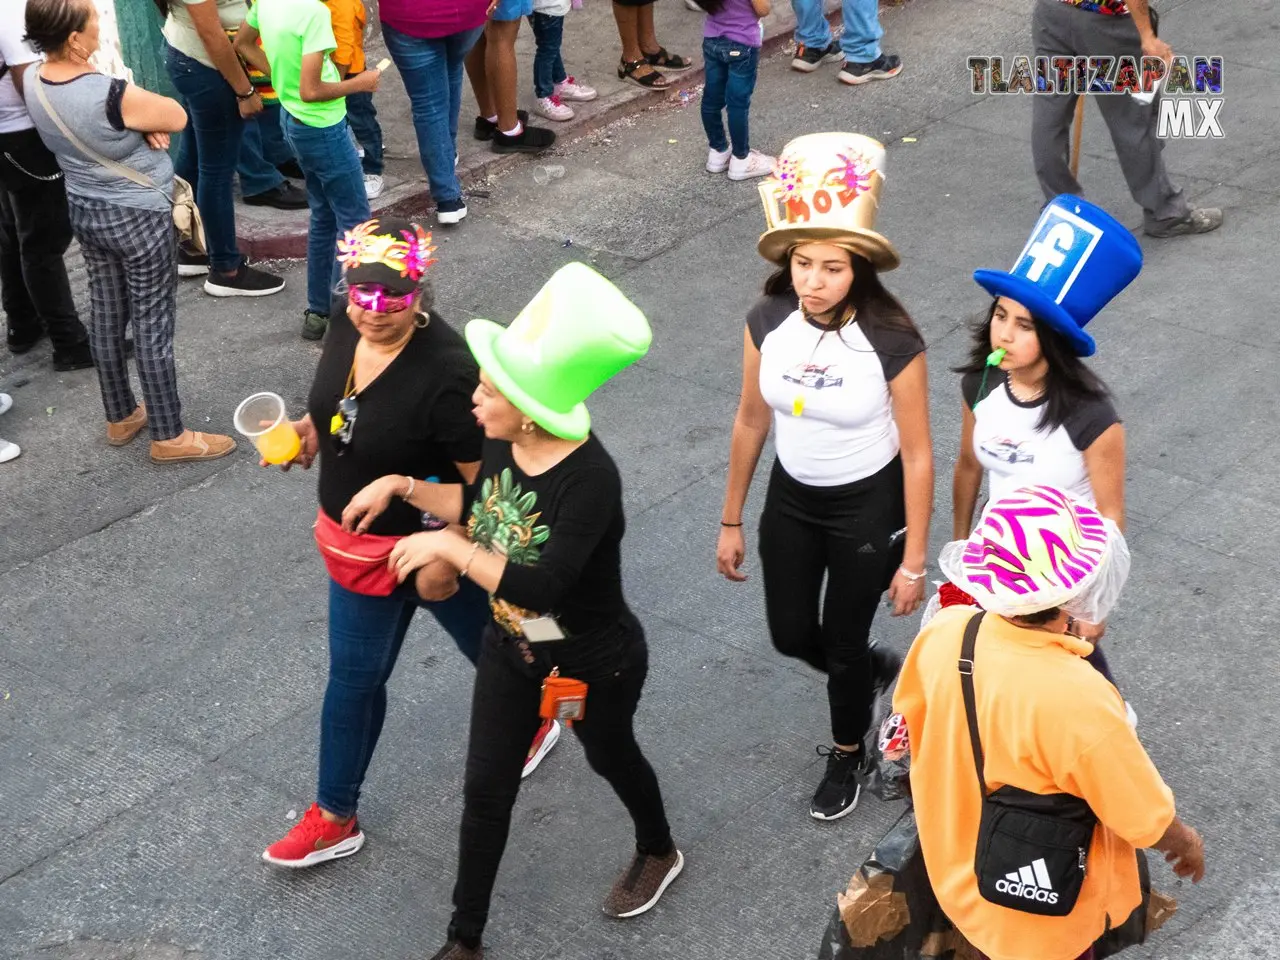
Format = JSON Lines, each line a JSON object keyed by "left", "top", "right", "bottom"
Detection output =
{"left": 257, "top": 216, "right": 557, "bottom": 870}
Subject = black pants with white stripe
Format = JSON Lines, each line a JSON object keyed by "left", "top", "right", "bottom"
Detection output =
{"left": 758, "top": 456, "right": 905, "bottom": 746}
{"left": 67, "top": 196, "right": 184, "bottom": 441}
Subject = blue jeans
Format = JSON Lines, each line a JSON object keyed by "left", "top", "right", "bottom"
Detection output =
{"left": 790, "top": 0, "right": 883, "bottom": 62}
{"left": 529, "top": 12, "right": 567, "bottom": 99}
{"left": 382, "top": 22, "right": 483, "bottom": 206}
{"left": 237, "top": 112, "right": 286, "bottom": 198}
{"left": 319, "top": 578, "right": 492, "bottom": 817}
{"left": 701, "top": 37, "right": 759, "bottom": 158}
{"left": 165, "top": 43, "right": 244, "bottom": 273}
{"left": 345, "top": 81, "right": 385, "bottom": 176}
{"left": 281, "top": 113, "right": 371, "bottom": 315}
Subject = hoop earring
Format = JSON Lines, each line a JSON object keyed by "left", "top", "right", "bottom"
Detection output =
{"left": 521, "top": 421, "right": 535, "bottom": 434}
{"left": 414, "top": 313, "right": 429, "bottom": 329}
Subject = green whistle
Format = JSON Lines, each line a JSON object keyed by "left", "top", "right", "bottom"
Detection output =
{"left": 986, "top": 348, "right": 1007, "bottom": 366}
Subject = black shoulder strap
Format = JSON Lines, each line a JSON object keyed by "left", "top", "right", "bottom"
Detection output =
{"left": 958, "top": 612, "right": 988, "bottom": 797}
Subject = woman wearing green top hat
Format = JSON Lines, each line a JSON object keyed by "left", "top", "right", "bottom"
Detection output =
{"left": 346, "top": 262, "right": 682, "bottom": 960}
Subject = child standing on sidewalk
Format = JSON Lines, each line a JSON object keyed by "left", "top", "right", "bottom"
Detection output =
{"left": 325, "top": 0, "right": 387, "bottom": 199}
{"left": 236, "top": 0, "right": 378, "bottom": 341}
{"left": 696, "top": 0, "right": 774, "bottom": 180}
{"left": 529, "top": 0, "right": 597, "bottom": 121}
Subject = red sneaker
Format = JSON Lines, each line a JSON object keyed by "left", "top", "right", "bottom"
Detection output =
{"left": 262, "top": 802, "right": 365, "bottom": 868}
{"left": 521, "top": 719, "right": 561, "bottom": 779}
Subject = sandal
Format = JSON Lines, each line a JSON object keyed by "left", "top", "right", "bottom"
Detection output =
{"left": 618, "top": 57, "right": 671, "bottom": 89}
{"left": 643, "top": 47, "right": 691, "bottom": 70}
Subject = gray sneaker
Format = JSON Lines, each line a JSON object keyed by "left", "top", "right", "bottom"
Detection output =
{"left": 301, "top": 310, "right": 329, "bottom": 341}
{"left": 1143, "top": 207, "right": 1224, "bottom": 238}
{"left": 602, "top": 847, "right": 684, "bottom": 918}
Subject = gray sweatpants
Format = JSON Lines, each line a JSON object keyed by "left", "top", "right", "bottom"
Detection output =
{"left": 1031, "top": 0, "right": 1190, "bottom": 228}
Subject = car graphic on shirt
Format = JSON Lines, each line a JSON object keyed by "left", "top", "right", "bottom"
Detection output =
{"left": 782, "top": 363, "right": 844, "bottom": 390}
{"left": 980, "top": 438, "right": 1036, "bottom": 465}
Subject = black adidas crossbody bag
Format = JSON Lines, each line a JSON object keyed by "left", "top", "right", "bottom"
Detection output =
{"left": 960, "top": 612, "right": 1098, "bottom": 917}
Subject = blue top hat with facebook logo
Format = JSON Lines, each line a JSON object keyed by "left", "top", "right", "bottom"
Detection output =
{"left": 973, "top": 195, "right": 1142, "bottom": 357}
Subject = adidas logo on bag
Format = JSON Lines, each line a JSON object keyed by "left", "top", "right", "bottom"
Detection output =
{"left": 994, "top": 858, "right": 1060, "bottom": 905}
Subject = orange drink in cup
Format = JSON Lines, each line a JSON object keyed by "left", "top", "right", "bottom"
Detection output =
{"left": 234, "top": 392, "right": 301, "bottom": 465}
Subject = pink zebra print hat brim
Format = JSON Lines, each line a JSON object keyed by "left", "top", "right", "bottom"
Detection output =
{"left": 939, "top": 486, "right": 1125, "bottom": 619}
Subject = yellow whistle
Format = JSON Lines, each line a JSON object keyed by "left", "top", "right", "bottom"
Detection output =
{"left": 330, "top": 413, "right": 345, "bottom": 435}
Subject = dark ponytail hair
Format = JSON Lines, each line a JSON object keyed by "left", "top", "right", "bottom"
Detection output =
{"left": 763, "top": 249, "right": 922, "bottom": 346}
{"left": 955, "top": 299, "right": 1110, "bottom": 432}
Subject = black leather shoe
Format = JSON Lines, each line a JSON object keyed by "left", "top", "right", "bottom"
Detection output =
{"left": 7, "top": 330, "right": 45, "bottom": 354}
{"left": 243, "top": 181, "right": 309, "bottom": 210}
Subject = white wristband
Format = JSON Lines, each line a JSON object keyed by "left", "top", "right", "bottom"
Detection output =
{"left": 403, "top": 475, "right": 415, "bottom": 500}
{"left": 898, "top": 565, "right": 926, "bottom": 582}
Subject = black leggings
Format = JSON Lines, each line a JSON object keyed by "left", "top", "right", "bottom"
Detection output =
{"left": 449, "top": 617, "right": 671, "bottom": 947}
{"left": 758, "top": 457, "right": 905, "bottom": 746}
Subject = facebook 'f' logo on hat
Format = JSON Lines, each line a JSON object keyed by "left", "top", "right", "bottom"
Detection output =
{"left": 1012, "top": 204, "right": 1105, "bottom": 305}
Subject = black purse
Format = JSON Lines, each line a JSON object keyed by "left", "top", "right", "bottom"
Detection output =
{"left": 960, "top": 612, "right": 1098, "bottom": 917}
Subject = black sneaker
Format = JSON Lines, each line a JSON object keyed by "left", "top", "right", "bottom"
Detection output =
{"left": 204, "top": 263, "right": 286, "bottom": 298}
{"left": 243, "top": 181, "right": 309, "bottom": 210}
{"left": 473, "top": 110, "right": 529, "bottom": 142}
{"left": 792, "top": 41, "right": 843, "bottom": 73}
{"left": 177, "top": 243, "right": 210, "bottom": 277}
{"left": 492, "top": 124, "right": 556, "bottom": 154}
{"left": 810, "top": 746, "right": 867, "bottom": 821}
{"left": 7, "top": 329, "right": 45, "bottom": 354}
{"left": 276, "top": 159, "right": 305, "bottom": 181}
{"left": 436, "top": 197, "right": 468, "bottom": 225}
{"left": 838, "top": 53, "right": 904, "bottom": 85}
{"left": 1143, "top": 207, "right": 1224, "bottom": 238}
{"left": 473, "top": 110, "right": 527, "bottom": 142}
{"left": 52, "top": 342, "right": 94, "bottom": 371}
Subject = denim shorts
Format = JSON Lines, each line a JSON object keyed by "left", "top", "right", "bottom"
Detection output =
{"left": 492, "top": 0, "right": 534, "bottom": 20}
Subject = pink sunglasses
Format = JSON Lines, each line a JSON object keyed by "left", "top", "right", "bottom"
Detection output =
{"left": 347, "top": 284, "right": 416, "bottom": 314}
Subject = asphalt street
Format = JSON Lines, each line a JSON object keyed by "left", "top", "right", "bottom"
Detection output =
{"left": 1, "top": 0, "right": 1277, "bottom": 957}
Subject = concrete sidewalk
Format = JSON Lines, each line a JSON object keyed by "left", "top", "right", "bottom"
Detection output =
{"left": 235, "top": 0, "right": 846, "bottom": 258}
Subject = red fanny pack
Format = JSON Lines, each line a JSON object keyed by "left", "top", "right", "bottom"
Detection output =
{"left": 313, "top": 508, "right": 402, "bottom": 596}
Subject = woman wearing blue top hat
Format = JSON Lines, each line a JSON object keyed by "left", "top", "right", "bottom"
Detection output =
{"left": 950, "top": 194, "right": 1141, "bottom": 677}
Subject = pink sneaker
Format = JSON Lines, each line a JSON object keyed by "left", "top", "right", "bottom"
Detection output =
{"left": 522, "top": 719, "right": 561, "bottom": 779}
{"left": 555, "top": 76, "right": 598, "bottom": 102}
{"left": 534, "top": 94, "right": 575, "bottom": 122}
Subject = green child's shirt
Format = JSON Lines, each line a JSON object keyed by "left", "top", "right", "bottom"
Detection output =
{"left": 246, "top": 0, "right": 345, "bottom": 128}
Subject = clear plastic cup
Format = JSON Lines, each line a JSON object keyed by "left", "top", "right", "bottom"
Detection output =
{"left": 234, "top": 392, "right": 301, "bottom": 465}
{"left": 533, "top": 164, "right": 566, "bottom": 185}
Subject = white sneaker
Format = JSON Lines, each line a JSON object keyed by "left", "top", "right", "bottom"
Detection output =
{"left": 706, "top": 146, "right": 731, "bottom": 173}
{"left": 521, "top": 719, "right": 561, "bottom": 779}
{"left": 436, "top": 200, "right": 468, "bottom": 225}
{"left": 364, "top": 173, "right": 384, "bottom": 200}
{"left": 0, "top": 392, "right": 12, "bottom": 416}
{"left": 727, "top": 149, "right": 775, "bottom": 181}
{"left": 0, "top": 438, "right": 19, "bottom": 463}
{"left": 555, "top": 76, "right": 598, "bottom": 102}
{"left": 534, "top": 95, "right": 575, "bottom": 122}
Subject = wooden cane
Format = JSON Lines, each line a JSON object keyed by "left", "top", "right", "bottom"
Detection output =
{"left": 1070, "top": 97, "right": 1085, "bottom": 180}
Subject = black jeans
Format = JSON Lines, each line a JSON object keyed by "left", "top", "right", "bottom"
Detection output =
{"left": 758, "top": 456, "right": 905, "bottom": 746}
{"left": 448, "top": 616, "right": 671, "bottom": 947}
{"left": 0, "top": 127, "right": 87, "bottom": 353}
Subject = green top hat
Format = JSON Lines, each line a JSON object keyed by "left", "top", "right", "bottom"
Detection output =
{"left": 465, "top": 262, "right": 653, "bottom": 441}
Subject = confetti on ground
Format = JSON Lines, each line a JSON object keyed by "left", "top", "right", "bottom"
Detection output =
{"left": 668, "top": 139, "right": 678, "bottom": 144}
{"left": 901, "top": 137, "right": 918, "bottom": 143}
{"left": 286, "top": 809, "right": 298, "bottom": 820}
{"left": 46, "top": 406, "right": 55, "bottom": 415}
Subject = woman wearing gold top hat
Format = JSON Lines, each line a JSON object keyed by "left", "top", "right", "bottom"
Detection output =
{"left": 715, "top": 132, "right": 934, "bottom": 822}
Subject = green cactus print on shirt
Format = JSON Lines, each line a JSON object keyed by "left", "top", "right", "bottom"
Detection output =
{"left": 467, "top": 467, "right": 552, "bottom": 634}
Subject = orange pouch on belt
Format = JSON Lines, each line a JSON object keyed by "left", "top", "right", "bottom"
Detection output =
{"left": 313, "top": 508, "right": 401, "bottom": 597}
{"left": 540, "top": 667, "right": 588, "bottom": 724}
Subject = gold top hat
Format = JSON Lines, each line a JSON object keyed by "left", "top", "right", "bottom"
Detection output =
{"left": 756, "top": 132, "right": 900, "bottom": 271}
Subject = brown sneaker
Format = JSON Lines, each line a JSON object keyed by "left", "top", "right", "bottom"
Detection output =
{"left": 150, "top": 430, "right": 237, "bottom": 464}
{"left": 1143, "top": 207, "right": 1224, "bottom": 238}
{"left": 602, "top": 847, "right": 684, "bottom": 918}
{"left": 428, "top": 942, "right": 483, "bottom": 960}
{"left": 106, "top": 404, "right": 147, "bottom": 446}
